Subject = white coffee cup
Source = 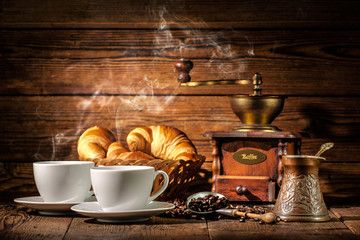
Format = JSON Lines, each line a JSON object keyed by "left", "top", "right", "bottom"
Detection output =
{"left": 33, "top": 161, "right": 94, "bottom": 203}
{"left": 91, "top": 166, "right": 169, "bottom": 212}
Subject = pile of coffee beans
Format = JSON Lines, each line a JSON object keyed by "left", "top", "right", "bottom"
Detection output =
{"left": 162, "top": 199, "right": 196, "bottom": 218}
{"left": 162, "top": 194, "right": 272, "bottom": 223}
{"left": 187, "top": 194, "right": 228, "bottom": 213}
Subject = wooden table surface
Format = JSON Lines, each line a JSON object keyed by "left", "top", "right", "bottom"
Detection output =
{"left": 1, "top": 202, "right": 359, "bottom": 240}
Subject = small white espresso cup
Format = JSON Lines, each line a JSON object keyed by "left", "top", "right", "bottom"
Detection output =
{"left": 33, "top": 161, "right": 94, "bottom": 203}
{"left": 91, "top": 166, "right": 169, "bottom": 212}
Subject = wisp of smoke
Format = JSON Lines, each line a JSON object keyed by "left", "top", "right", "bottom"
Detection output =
{"left": 35, "top": 4, "right": 255, "bottom": 161}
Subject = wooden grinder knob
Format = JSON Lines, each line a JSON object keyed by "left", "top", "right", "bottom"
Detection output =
{"left": 174, "top": 59, "right": 193, "bottom": 83}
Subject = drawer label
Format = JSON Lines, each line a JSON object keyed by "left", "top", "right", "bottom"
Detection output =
{"left": 233, "top": 149, "right": 267, "bottom": 165}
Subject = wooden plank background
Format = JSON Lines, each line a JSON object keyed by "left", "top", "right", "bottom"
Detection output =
{"left": 1, "top": 0, "right": 360, "bottom": 29}
{"left": 0, "top": 0, "right": 359, "bottom": 204}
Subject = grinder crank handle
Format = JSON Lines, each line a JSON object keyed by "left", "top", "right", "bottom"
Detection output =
{"left": 174, "top": 59, "right": 262, "bottom": 95}
{"left": 221, "top": 209, "right": 281, "bottom": 224}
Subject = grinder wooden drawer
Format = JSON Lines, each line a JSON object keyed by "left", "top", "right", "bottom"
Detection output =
{"left": 214, "top": 176, "right": 276, "bottom": 202}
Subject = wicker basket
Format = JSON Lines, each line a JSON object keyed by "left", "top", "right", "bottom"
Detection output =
{"left": 87, "top": 155, "right": 206, "bottom": 201}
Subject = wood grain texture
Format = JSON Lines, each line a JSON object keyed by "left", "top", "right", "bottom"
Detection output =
{"left": 221, "top": 139, "right": 282, "bottom": 178}
{"left": 2, "top": 204, "right": 359, "bottom": 240}
{"left": 1, "top": 29, "right": 360, "bottom": 95}
{"left": 331, "top": 207, "right": 360, "bottom": 236}
{"left": 207, "top": 212, "right": 359, "bottom": 240}
{"left": 215, "top": 177, "right": 271, "bottom": 202}
{"left": 0, "top": 95, "right": 358, "bottom": 162}
{"left": 0, "top": 203, "right": 72, "bottom": 239}
{"left": 1, "top": 0, "right": 360, "bottom": 29}
{"left": 64, "top": 216, "right": 209, "bottom": 240}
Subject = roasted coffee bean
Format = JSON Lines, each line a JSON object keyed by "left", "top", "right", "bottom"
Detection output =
{"left": 162, "top": 199, "right": 195, "bottom": 218}
{"left": 162, "top": 197, "right": 273, "bottom": 224}
{"left": 188, "top": 195, "right": 228, "bottom": 213}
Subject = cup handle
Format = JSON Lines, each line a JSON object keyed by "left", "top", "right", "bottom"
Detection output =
{"left": 148, "top": 170, "right": 169, "bottom": 202}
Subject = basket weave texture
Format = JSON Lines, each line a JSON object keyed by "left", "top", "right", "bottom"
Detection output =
{"left": 87, "top": 155, "right": 205, "bottom": 201}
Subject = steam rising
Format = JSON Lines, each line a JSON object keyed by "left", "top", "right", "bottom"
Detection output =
{"left": 34, "top": 5, "right": 254, "bottom": 161}
{"left": 152, "top": 6, "right": 254, "bottom": 80}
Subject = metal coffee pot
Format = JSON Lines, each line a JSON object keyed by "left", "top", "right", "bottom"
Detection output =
{"left": 272, "top": 144, "right": 334, "bottom": 222}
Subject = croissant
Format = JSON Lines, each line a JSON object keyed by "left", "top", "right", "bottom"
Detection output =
{"left": 77, "top": 126, "right": 116, "bottom": 160}
{"left": 115, "top": 151, "right": 155, "bottom": 160}
{"left": 106, "top": 142, "right": 130, "bottom": 159}
{"left": 106, "top": 142, "right": 155, "bottom": 160}
{"left": 127, "top": 125, "right": 198, "bottom": 161}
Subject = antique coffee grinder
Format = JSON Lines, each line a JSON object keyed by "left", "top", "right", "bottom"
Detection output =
{"left": 175, "top": 59, "right": 301, "bottom": 202}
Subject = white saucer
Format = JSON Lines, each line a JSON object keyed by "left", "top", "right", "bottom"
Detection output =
{"left": 14, "top": 196, "right": 96, "bottom": 216}
{"left": 71, "top": 201, "right": 175, "bottom": 223}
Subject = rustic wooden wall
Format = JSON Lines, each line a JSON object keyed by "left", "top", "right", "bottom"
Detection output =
{"left": 1, "top": 0, "right": 359, "bottom": 204}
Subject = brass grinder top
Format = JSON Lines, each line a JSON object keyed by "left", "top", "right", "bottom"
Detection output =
{"left": 175, "top": 59, "right": 286, "bottom": 132}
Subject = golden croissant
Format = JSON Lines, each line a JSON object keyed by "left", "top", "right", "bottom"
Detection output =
{"left": 77, "top": 126, "right": 116, "bottom": 160}
{"left": 106, "top": 142, "right": 154, "bottom": 160}
{"left": 115, "top": 151, "right": 155, "bottom": 160}
{"left": 127, "top": 125, "right": 198, "bottom": 161}
{"left": 78, "top": 125, "right": 198, "bottom": 162}
{"left": 77, "top": 127, "right": 154, "bottom": 162}
{"left": 106, "top": 142, "right": 129, "bottom": 159}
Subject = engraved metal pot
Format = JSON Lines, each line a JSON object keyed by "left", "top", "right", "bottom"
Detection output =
{"left": 273, "top": 155, "right": 330, "bottom": 222}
